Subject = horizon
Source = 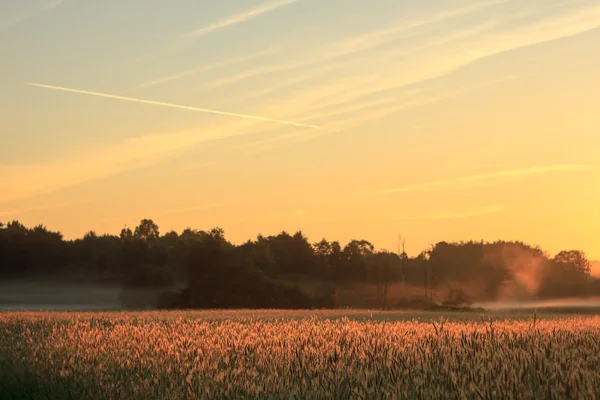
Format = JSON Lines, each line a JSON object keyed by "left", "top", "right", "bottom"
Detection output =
{"left": 3, "top": 218, "right": 599, "bottom": 277}
{"left": 2, "top": 0, "right": 599, "bottom": 259}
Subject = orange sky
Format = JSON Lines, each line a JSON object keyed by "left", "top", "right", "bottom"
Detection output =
{"left": 1, "top": 0, "right": 599, "bottom": 259}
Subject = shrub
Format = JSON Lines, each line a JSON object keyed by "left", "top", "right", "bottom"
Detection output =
{"left": 123, "top": 265, "right": 174, "bottom": 289}
{"left": 157, "top": 289, "right": 191, "bottom": 310}
{"left": 313, "top": 283, "right": 338, "bottom": 309}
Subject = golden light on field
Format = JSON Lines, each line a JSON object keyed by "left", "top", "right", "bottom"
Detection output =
{"left": 1, "top": 311, "right": 599, "bottom": 398}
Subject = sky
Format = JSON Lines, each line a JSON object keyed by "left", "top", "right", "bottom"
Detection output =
{"left": 1, "top": 0, "right": 599, "bottom": 259}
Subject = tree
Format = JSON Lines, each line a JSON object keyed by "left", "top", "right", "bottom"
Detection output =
{"left": 398, "top": 235, "right": 407, "bottom": 295}
{"left": 120, "top": 227, "right": 133, "bottom": 240}
{"left": 241, "top": 237, "right": 277, "bottom": 275}
{"left": 342, "top": 240, "right": 374, "bottom": 281}
{"left": 416, "top": 250, "right": 431, "bottom": 300}
{"left": 367, "top": 252, "right": 397, "bottom": 308}
{"left": 443, "top": 287, "right": 472, "bottom": 307}
{"left": 313, "top": 239, "right": 345, "bottom": 280}
{"left": 161, "top": 230, "right": 179, "bottom": 252}
{"left": 186, "top": 231, "right": 231, "bottom": 307}
{"left": 265, "top": 231, "right": 316, "bottom": 275}
{"left": 1, "top": 217, "right": 598, "bottom": 308}
{"left": 134, "top": 219, "right": 160, "bottom": 241}
{"left": 553, "top": 250, "right": 591, "bottom": 275}
{"left": 313, "top": 239, "right": 334, "bottom": 278}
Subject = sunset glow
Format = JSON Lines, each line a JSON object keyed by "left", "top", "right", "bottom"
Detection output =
{"left": 1, "top": 0, "right": 599, "bottom": 258}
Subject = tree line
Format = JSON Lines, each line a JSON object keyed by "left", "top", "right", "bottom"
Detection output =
{"left": 0, "top": 219, "right": 598, "bottom": 309}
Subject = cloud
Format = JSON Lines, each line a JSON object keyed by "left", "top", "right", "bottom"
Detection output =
{"left": 228, "top": 1, "right": 599, "bottom": 110}
{"left": 153, "top": 203, "right": 222, "bottom": 217}
{"left": 396, "top": 205, "right": 506, "bottom": 221}
{"left": 0, "top": 115, "right": 295, "bottom": 204}
{"left": 182, "top": 0, "right": 298, "bottom": 38}
{"left": 326, "top": 0, "right": 507, "bottom": 59}
{"left": 26, "top": 82, "right": 320, "bottom": 129}
{"left": 229, "top": 1, "right": 600, "bottom": 150}
{"left": 376, "top": 165, "right": 596, "bottom": 195}
{"left": 301, "top": 90, "right": 464, "bottom": 129}
{"left": 0, "top": 120, "right": 244, "bottom": 203}
{"left": 293, "top": 209, "right": 308, "bottom": 217}
{"left": 137, "top": 47, "right": 277, "bottom": 89}
{"left": 11, "top": 1, "right": 600, "bottom": 204}
{"left": 0, "top": 199, "right": 92, "bottom": 219}
{"left": 235, "top": 89, "right": 463, "bottom": 155}
{"left": 317, "top": 5, "right": 599, "bottom": 112}
{"left": 204, "top": 0, "right": 505, "bottom": 91}
{"left": 0, "top": 0, "right": 64, "bottom": 30}
{"left": 177, "top": 161, "right": 218, "bottom": 172}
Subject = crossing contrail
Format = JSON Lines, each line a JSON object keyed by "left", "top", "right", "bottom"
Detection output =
{"left": 25, "top": 82, "right": 321, "bottom": 129}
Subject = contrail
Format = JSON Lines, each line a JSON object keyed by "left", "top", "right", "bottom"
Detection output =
{"left": 25, "top": 82, "right": 321, "bottom": 129}
{"left": 183, "top": 0, "right": 298, "bottom": 38}
{"left": 395, "top": 205, "right": 506, "bottom": 220}
{"left": 376, "top": 164, "right": 596, "bottom": 195}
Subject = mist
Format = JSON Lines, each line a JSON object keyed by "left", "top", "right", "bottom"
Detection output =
{"left": 0, "top": 280, "right": 123, "bottom": 311}
{"left": 474, "top": 297, "right": 600, "bottom": 310}
{"left": 483, "top": 242, "right": 547, "bottom": 302}
{"left": 1, "top": 220, "right": 599, "bottom": 311}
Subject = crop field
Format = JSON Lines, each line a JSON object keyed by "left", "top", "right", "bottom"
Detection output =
{"left": 1, "top": 310, "right": 599, "bottom": 399}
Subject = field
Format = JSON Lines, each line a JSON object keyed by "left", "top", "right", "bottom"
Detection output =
{"left": 1, "top": 310, "right": 599, "bottom": 399}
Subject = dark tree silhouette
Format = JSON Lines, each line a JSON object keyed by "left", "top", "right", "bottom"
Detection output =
{"left": 0, "top": 218, "right": 598, "bottom": 309}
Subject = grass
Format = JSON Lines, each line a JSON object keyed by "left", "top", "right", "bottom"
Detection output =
{"left": 1, "top": 309, "right": 599, "bottom": 399}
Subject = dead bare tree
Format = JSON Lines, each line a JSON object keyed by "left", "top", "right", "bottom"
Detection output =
{"left": 424, "top": 263, "right": 429, "bottom": 299}
{"left": 371, "top": 256, "right": 392, "bottom": 309}
{"left": 430, "top": 256, "right": 436, "bottom": 302}
{"left": 427, "top": 244, "right": 436, "bottom": 302}
{"left": 398, "top": 235, "right": 407, "bottom": 296}
{"left": 417, "top": 249, "right": 430, "bottom": 301}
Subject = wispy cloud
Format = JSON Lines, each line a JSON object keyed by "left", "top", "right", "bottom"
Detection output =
{"left": 311, "top": 5, "right": 600, "bottom": 113}
{"left": 182, "top": 0, "right": 298, "bottom": 38}
{"left": 26, "top": 82, "right": 320, "bottom": 129}
{"left": 377, "top": 165, "right": 596, "bottom": 195}
{"left": 396, "top": 205, "right": 506, "bottom": 221}
{"left": 300, "top": 90, "right": 463, "bottom": 128}
{"left": 235, "top": 89, "right": 463, "bottom": 155}
{"left": 326, "top": 0, "right": 507, "bottom": 59}
{"left": 226, "top": 1, "right": 600, "bottom": 149}
{"left": 0, "top": 117, "right": 291, "bottom": 204}
{"left": 144, "top": 1, "right": 592, "bottom": 158}
{"left": 138, "top": 47, "right": 277, "bottom": 89}
{"left": 206, "top": 1, "right": 505, "bottom": 90}
{"left": 0, "top": 0, "right": 64, "bottom": 30}
{"left": 154, "top": 203, "right": 222, "bottom": 217}
{"left": 177, "top": 161, "right": 218, "bottom": 172}
{"left": 0, "top": 199, "right": 92, "bottom": 219}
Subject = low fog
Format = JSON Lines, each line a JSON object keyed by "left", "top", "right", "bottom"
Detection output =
{"left": 0, "top": 281, "right": 123, "bottom": 311}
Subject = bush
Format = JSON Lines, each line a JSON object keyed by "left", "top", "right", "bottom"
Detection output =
{"left": 313, "top": 283, "right": 338, "bottom": 309}
{"left": 183, "top": 267, "right": 314, "bottom": 309}
{"left": 120, "top": 265, "right": 175, "bottom": 309}
{"left": 442, "top": 288, "right": 472, "bottom": 307}
{"left": 157, "top": 289, "right": 191, "bottom": 310}
{"left": 123, "top": 265, "right": 174, "bottom": 289}
{"left": 277, "top": 281, "right": 314, "bottom": 309}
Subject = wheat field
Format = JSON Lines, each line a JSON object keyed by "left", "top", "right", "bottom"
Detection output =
{"left": 1, "top": 310, "right": 599, "bottom": 399}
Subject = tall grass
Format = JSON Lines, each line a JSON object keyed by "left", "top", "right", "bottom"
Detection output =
{"left": 1, "top": 311, "right": 599, "bottom": 399}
